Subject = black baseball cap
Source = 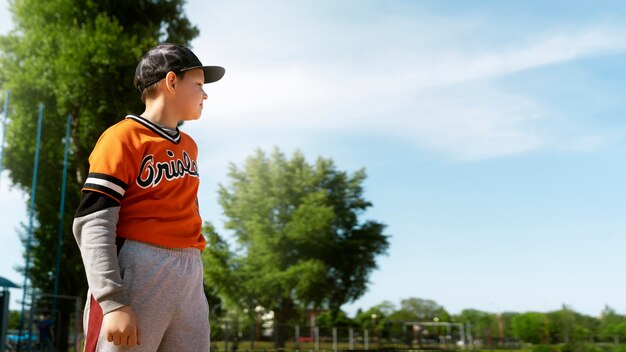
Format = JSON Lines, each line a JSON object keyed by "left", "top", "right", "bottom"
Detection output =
{"left": 134, "top": 43, "right": 225, "bottom": 93}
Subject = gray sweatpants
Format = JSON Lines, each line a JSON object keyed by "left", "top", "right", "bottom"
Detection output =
{"left": 84, "top": 240, "right": 210, "bottom": 351}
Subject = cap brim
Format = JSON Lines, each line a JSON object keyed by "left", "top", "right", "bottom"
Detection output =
{"left": 181, "top": 66, "right": 225, "bottom": 83}
{"left": 203, "top": 66, "right": 225, "bottom": 83}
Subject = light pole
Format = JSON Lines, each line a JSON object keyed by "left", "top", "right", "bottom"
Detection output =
{"left": 371, "top": 313, "right": 378, "bottom": 349}
{"left": 18, "top": 103, "right": 44, "bottom": 352}
{"left": 434, "top": 317, "right": 440, "bottom": 347}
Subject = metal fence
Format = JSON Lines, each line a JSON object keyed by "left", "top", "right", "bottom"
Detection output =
{"left": 210, "top": 322, "right": 525, "bottom": 352}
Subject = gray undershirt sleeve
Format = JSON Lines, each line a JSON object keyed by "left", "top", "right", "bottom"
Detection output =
{"left": 73, "top": 206, "right": 130, "bottom": 315}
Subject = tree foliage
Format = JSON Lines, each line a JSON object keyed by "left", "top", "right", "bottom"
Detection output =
{"left": 345, "top": 299, "right": 626, "bottom": 348}
{"left": 511, "top": 312, "right": 550, "bottom": 344}
{"left": 203, "top": 148, "right": 389, "bottom": 346}
{"left": 0, "top": 0, "right": 198, "bottom": 350}
{"left": 316, "top": 310, "right": 355, "bottom": 329}
{"left": 598, "top": 306, "right": 626, "bottom": 340}
{"left": 386, "top": 297, "right": 450, "bottom": 322}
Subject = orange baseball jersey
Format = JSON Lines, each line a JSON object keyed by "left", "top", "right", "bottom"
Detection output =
{"left": 82, "top": 114, "right": 206, "bottom": 250}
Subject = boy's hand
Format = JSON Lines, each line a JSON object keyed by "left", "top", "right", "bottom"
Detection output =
{"left": 102, "top": 306, "right": 142, "bottom": 347}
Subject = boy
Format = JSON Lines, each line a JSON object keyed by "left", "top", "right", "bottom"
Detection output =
{"left": 73, "top": 43, "right": 225, "bottom": 351}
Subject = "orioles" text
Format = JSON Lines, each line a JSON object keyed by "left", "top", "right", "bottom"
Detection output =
{"left": 136, "top": 149, "right": 198, "bottom": 188}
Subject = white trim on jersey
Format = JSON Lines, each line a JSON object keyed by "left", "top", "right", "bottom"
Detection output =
{"left": 85, "top": 177, "right": 126, "bottom": 197}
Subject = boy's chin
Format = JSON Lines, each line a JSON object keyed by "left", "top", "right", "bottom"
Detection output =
{"left": 182, "top": 114, "right": 202, "bottom": 122}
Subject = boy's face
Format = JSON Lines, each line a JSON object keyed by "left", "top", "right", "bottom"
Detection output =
{"left": 174, "top": 68, "right": 208, "bottom": 121}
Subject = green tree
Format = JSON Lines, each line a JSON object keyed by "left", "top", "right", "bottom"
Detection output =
{"left": 353, "top": 304, "right": 388, "bottom": 330}
{"left": 598, "top": 306, "right": 626, "bottom": 343}
{"left": 511, "top": 312, "right": 549, "bottom": 344}
{"left": 389, "top": 297, "right": 450, "bottom": 322}
{"left": 0, "top": 1, "right": 198, "bottom": 350}
{"left": 567, "top": 309, "right": 599, "bottom": 343}
{"left": 316, "top": 309, "right": 355, "bottom": 329}
{"left": 552, "top": 308, "right": 598, "bottom": 345}
{"left": 373, "top": 300, "right": 397, "bottom": 317}
{"left": 7, "top": 310, "right": 20, "bottom": 330}
{"left": 457, "top": 309, "right": 489, "bottom": 343}
{"left": 500, "top": 312, "right": 519, "bottom": 342}
{"left": 353, "top": 303, "right": 393, "bottom": 343}
{"left": 547, "top": 305, "right": 578, "bottom": 344}
{"left": 457, "top": 309, "right": 509, "bottom": 346}
{"left": 203, "top": 148, "right": 390, "bottom": 347}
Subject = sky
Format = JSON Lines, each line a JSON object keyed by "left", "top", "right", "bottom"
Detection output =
{"left": 2, "top": 0, "right": 626, "bottom": 318}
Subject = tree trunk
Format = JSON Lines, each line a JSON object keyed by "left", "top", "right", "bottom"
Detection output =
{"left": 273, "top": 310, "right": 287, "bottom": 349}
{"left": 273, "top": 299, "right": 296, "bottom": 349}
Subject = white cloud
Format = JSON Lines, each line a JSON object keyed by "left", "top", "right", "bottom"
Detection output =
{"left": 398, "top": 25, "right": 626, "bottom": 88}
{"left": 195, "top": 24, "right": 626, "bottom": 161}
{"left": 205, "top": 65, "right": 330, "bottom": 126}
{"left": 379, "top": 85, "right": 546, "bottom": 161}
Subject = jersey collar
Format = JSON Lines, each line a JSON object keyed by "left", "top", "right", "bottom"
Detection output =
{"left": 126, "top": 115, "right": 181, "bottom": 144}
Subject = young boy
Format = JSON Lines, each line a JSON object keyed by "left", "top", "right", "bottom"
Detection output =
{"left": 73, "top": 43, "right": 224, "bottom": 351}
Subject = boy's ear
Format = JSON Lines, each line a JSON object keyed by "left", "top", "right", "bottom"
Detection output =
{"left": 164, "top": 71, "right": 178, "bottom": 93}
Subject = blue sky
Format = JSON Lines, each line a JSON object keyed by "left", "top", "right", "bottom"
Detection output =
{"left": 1, "top": 0, "right": 626, "bottom": 317}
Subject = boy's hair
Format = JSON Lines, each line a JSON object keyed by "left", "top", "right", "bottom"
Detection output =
{"left": 140, "top": 70, "right": 187, "bottom": 104}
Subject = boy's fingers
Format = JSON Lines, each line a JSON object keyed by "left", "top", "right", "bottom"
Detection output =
{"left": 123, "top": 333, "right": 131, "bottom": 347}
{"left": 114, "top": 333, "right": 122, "bottom": 346}
{"left": 128, "top": 332, "right": 137, "bottom": 347}
{"left": 106, "top": 332, "right": 113, "bottom": 342}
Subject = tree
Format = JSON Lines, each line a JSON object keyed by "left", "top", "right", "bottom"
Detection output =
{"left": 457, "top": 309, "right": 491, "bottom": 341}
{"left": 353, "top": 303, "right": 389, "bottom": 330}
{"left": 316, "top": 309, "right": 355, "bottom": 329}
{"left": 390, "top": 297, "right": 450, "bottom": 322}
{"left": 0, "top": 1, "right": 198, "bottom": 350}
{"left": 203, "top": 148, "right": 389, "bottom": 347}
{"left": 7, "top": 310, "right": 20, "bottom": 330}
{"left": 598, "top": 306, "right": 625, "bottom": 343}
{"left": 547, "top": 305, "right": 577, "bottom": 344}
{"left": 373, "top": 300, "right": 397, "bottom": 317}
{"left": 511, "top": 312, "right": 549, "bottom": 344}
{"left": 500, "top": 312, "right": 519, "bottom": 342}
{"left": 565, "top": 309, "right": 599, "bottom": 344}
{"left": 353, "top": 303, "right": 390, "bottom": 342}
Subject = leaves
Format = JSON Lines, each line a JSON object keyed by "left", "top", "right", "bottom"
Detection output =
{"left": 205, "top": 147, "right": 390, "bottom": 337}
{"left": 0, "top": 1, "right": 198, "bottom": 349}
